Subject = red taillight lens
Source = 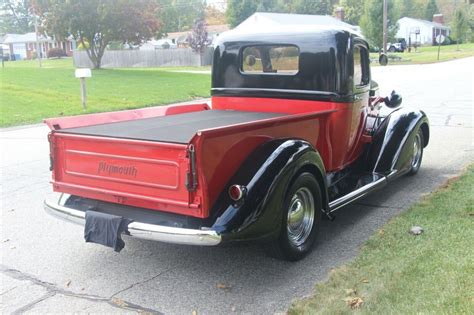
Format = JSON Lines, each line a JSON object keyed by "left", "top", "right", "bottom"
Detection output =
{"left": 229, "top": 185, "right": 246, "bottom": 201}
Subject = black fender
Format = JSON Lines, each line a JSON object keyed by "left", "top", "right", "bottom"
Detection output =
{"left": 209, "top": 139, "right": 327, "bottom": 242}
{"left": 366, "top": 107, "right": 429, "bottom": 175}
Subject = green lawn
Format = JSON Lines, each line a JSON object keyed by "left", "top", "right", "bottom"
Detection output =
{"left": 289, "top": 166, "right": 474, "bottom": 314}
{"left": 371, "top": 43, "right": 474, "bottom": 65}
{"left": 0, "top": 58, "right": 211, "bottom": 127}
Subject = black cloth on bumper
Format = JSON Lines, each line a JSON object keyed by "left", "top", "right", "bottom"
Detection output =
{"left": 84, "top": 210, "right": 132, "bottom": 252}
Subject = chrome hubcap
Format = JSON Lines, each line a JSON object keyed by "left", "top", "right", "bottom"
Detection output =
{"left": 411, "top": 133, "right": 422, "bottom": 169}
{"left": 287, "top": 187, "right": 315, "bottom": 247}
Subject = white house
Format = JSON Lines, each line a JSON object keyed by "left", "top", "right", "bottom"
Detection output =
{"left": 1, "top": 32, "right": 76, "bottom": 60}
{"left": 140, "top": 38, "right": 177, "bottom": 50}
{"left": 396, "top": 17, "right": 450, "bottom": 46}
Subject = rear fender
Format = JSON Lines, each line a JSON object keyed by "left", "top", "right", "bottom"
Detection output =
{"left": 366, "top": 107, "right": 429, "bottom": 175}
{"left": 210, "top": 139, "right": 327, "bottom": 242}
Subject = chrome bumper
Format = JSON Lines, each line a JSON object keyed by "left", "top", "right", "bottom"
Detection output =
{"left": 43, "top": 194, "right": 221, "bottom": 246}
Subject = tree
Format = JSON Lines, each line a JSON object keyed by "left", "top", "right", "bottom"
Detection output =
{"left": 38, "top": 0, "right": 160, "bottom": 69}
{"left": 291, "top": 0, "right": 333, "bottom": 15}
{"left": 159, "top": 0, "right": 206, "bottom": 35}
{"left": 469, "top": 4, "right": 474, "bottom": 43}
{"left": 360, "top": 0, "right": 398, "bottom": 49}
{"left": 395, "top": 0, "right": 419, "bottom": 19}
{"left": 0, "top": 0, "right": 34, "bottom": 34}
{"left": 338, "top": 0, "right": 365, "bottom": 25}
{"left": 451, "top": 6, "right": 469, "bottom": 49}
{"left": 206, "top": 5, "right": 226, "bottom": 25}
{"left": 424, "top": 0, "right": 438, "bottom": 21}
{"left": 226, "top": 0, "right": 259, "bottom": 28}
{"left": 188, "top": 19, "right": 208, "bottom": 54}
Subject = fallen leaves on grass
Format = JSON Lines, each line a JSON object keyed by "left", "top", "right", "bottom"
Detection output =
{"left": 361, "top": 279, "right": 369, "bottom": 283}
{"left": 343, "top": 296, "right": 364, "bottom": 309}
{"left": 378, "top": 229, "right": 385, "bottom": 236}
{"left": 343, "top": 288, "right": 364, "bottom": 309}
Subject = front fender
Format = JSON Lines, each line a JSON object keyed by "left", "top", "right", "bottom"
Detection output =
{"left": 210, "top": 139, "right": 327, "bottom": 242}
{"left": 367, "top": 107, "right": 429, "bottom": 175}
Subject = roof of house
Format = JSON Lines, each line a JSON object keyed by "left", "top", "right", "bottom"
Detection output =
{"left": 165, "top": 24, "right": 230, "bottom": 42}
{"left": 232, "top": 12, "right": 360, "bottom": 33}
{"left": 397, "top": 17, "right": 450, "bottom": 30}
{"left": 2, "top": 32, "right": 51, "bottom": 44}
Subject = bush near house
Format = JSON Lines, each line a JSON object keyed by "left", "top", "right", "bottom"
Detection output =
{"left": 47, "top": 48, "right": 67, "bottom": 59}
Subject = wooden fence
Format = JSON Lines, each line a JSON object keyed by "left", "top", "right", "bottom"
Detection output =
{"left": 73, "top": 47, "right": 214, "bottom": 68}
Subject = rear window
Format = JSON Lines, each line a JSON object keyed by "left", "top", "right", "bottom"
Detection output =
{"left": 242, "top": 45, "right": 299, "bottom": 75}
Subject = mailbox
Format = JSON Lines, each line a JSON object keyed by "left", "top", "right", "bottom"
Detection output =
{"left": 75, "top": 68, "right": 92, "bottom": 78}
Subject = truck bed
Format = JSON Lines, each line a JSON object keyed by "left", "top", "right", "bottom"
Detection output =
{"left": 57, "top": 109, "right": 284, "bottom": 144}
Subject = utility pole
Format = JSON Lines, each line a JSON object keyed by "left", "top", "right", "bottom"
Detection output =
{"left": 34, "top": 10, "right": 42, "bottom": 68}
{"left": 382, "top": 0, "right": 388, "bottom": 55}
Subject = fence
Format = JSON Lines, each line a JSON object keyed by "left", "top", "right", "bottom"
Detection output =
{"left": 73, "top": 47, "right": 214, "bottom": 68}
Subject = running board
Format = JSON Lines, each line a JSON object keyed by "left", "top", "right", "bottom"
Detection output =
{"left": 328, "top": 176, "right": 388, "bottom": 212}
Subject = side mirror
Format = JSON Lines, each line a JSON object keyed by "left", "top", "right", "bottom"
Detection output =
{"left": 384, "top": 90, "right": 403, "bottom": 108}
{"left": 369, "top": 80, "right": 379, "bottom": 97}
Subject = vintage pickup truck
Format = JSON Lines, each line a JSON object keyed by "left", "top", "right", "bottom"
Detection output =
{"left": 44, "top": 26, "right": 429, "bottom": 260}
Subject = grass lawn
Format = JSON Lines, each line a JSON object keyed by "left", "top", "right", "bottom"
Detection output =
{"left": 289, "top": 165, "right": 474, "bottom": 314}
{"left": 0, "top": 58, "right": 211, "bottom": 127}
{"left": 371, "top": 42, "right": 474, "bottom": 65}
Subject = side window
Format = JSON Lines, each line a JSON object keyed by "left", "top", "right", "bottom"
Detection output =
{"left": 354, "top": 45, "right": 369, "bottom": 87}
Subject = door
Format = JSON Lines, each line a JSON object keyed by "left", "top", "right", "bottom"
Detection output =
{"left": 345, "top": 42, "right": 371, "bottom": 163}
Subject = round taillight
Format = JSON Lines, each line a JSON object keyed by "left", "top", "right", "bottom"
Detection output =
{"left": 229, "top": 185, "right": 246, "bottom": 201}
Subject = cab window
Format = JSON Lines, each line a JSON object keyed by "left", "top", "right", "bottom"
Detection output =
{"left": 353, "top": 45, "right": 369, "bottom": 86}
{"left": 242, "top": 45, "right": 299, "bottom": 75}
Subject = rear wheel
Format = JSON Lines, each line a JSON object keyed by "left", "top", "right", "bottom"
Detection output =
{"left": 267, "top": 172, "right": 322, "bottom": 261}
{"left": 408, "top": 128, "right": 424, "bottom": 175}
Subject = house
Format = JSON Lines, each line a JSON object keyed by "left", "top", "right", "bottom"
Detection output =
{"left": 232, "top": 12, "right": 360, "bottom": 34}
{"left": 164, "top": 24, "right": 230, "bottom": 48}
{"left": 1, "top": 32, "right": 76, "bottom": 60}
{"left": 396, "top": 17, "right": 450, "bottom": 46}
{"left": 140, "top": 38, "right": 177, "bottom": 50}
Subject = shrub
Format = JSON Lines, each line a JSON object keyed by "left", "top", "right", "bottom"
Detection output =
{"left": 47, "top": 48, "right": 67, "bottom": 58}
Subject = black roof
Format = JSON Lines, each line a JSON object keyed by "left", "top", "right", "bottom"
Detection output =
{"left": 212, "top": 24, "right": 368, "bottom": 100}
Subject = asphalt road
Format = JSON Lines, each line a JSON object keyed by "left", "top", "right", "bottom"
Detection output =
{"left": 1, "top": 57, "right": 473, "bottom": 314}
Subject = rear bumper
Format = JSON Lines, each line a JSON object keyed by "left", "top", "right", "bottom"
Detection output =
{"left": 43, "top": 194, "right": 221, "bottom": 246}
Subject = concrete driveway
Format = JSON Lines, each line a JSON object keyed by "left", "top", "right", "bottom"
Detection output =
{"left": 1, "top": 57, "right": 473, "bottom": 314}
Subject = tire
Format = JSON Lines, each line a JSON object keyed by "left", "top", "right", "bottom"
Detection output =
{"left": 407, "top": 128, "right": 424, "bottom": 175}
{"left": 266, "top": 172, "right": 322, "bottom": 261}
{"left": 389, "top": 46, "right": 396, "bottom": 53}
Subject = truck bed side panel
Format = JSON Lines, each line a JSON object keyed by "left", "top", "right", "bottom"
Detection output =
{"left": 192, "top": 111, "right": 334, "bottom": 217}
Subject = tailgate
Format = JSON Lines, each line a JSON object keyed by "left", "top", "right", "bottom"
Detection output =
{"left": 49, "top": 133, "right": 203, "bottom": 217}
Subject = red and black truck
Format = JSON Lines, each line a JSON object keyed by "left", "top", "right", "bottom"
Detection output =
{"left": 44, "top": 26, "right": 429, "bottom": 260}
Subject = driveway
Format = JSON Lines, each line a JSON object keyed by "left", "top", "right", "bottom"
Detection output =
{"left": 1, "top": 57, "right": 473, "bottom": 314}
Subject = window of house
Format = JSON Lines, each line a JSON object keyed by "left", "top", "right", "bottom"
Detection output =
{"left": 242, "top": 45, "right": 299, "bottom": 75}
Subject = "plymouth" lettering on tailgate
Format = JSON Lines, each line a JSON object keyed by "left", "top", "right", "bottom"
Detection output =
{"left": 97, "top": 161, "right": 138, "bottom": 178}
